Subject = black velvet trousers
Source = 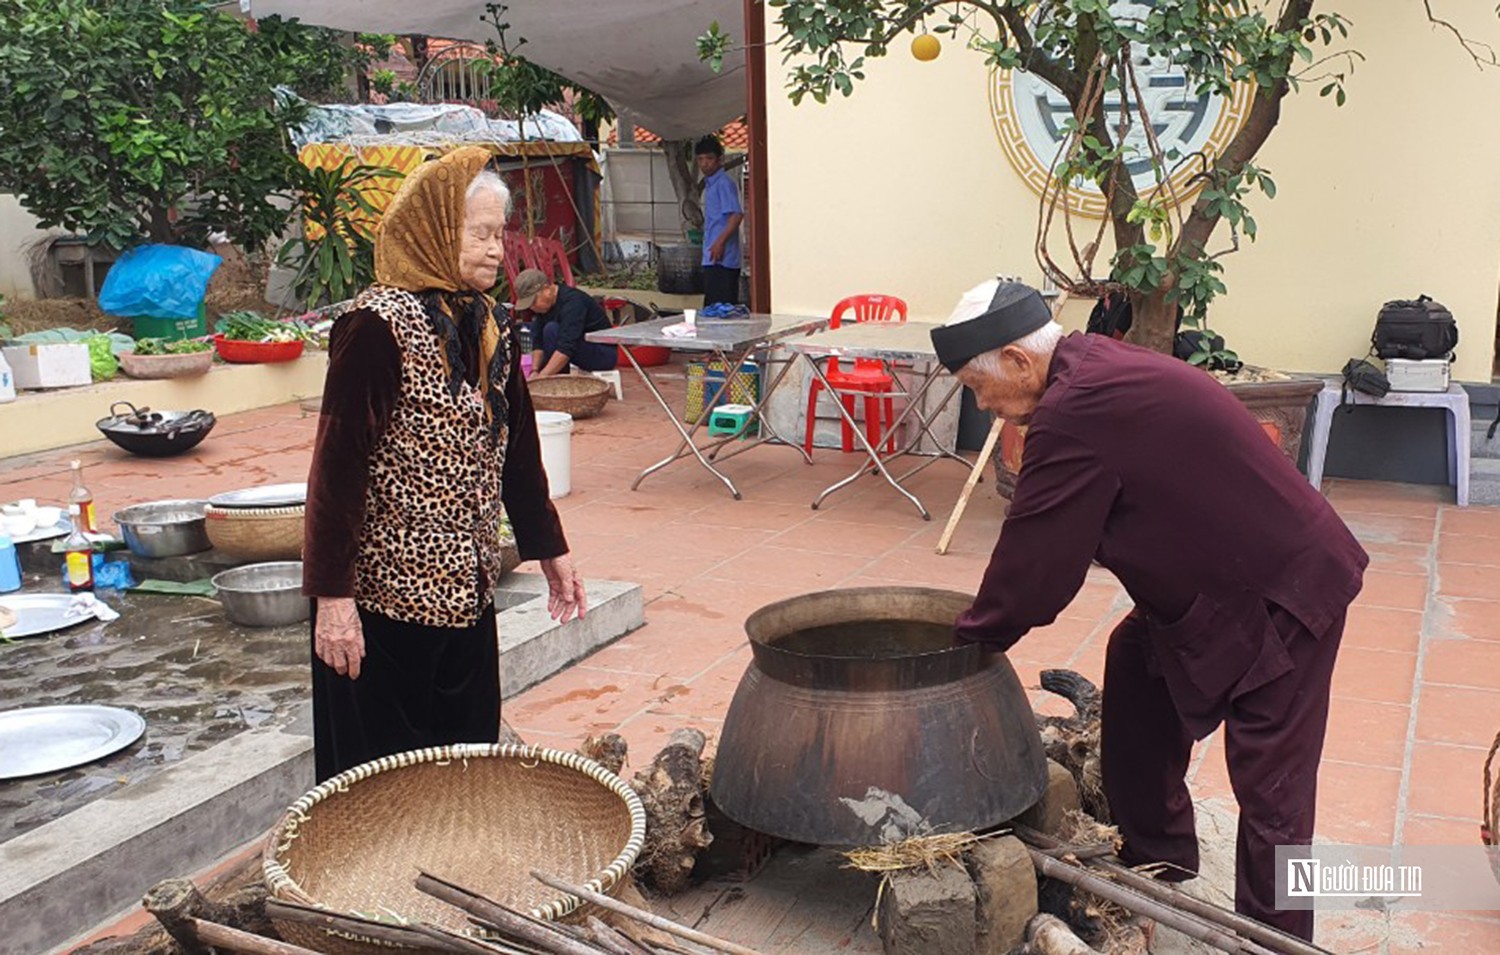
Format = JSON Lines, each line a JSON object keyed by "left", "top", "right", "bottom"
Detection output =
{"left": 1101, "top": 602, "right": 1345, "bottom": 943}
{"left": 311, "top": 600, "right": 500, "bottom": 783}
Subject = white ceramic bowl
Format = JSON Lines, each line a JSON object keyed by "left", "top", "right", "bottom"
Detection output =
{"left": 31, "top": 506, "right": 62, "bottom": 529}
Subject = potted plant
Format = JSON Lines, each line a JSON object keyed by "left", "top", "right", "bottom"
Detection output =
{"left": 213, "top": 311, "right": 316, "bottom": 364}
{"left": 119, "top": 337, "right": 215, "bottom": 379}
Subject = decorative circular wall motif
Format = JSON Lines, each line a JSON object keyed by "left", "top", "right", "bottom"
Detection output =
{"left": 989, "top": 2, "right": 1253, "bottom": 219}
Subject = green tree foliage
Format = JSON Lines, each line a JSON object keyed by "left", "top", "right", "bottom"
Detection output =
{"left": 0, "top": 1, "right": 365, "bottom": 251}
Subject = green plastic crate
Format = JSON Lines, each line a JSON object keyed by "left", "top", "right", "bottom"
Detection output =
{"left": 133, "top": 302, "right": 207, "bottom": 341}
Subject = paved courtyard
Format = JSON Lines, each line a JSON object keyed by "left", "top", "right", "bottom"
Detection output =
{"left": 6, "top": 365, "right": 1500, "bottom": 952}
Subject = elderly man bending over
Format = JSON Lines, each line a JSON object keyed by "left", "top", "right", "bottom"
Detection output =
{"left": 930, "top": 279, "right": 1367, "bottom": 942}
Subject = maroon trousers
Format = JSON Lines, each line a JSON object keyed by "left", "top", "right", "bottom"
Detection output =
{"left": 1100, "top": 603, "right": 1345, "bottom": 942}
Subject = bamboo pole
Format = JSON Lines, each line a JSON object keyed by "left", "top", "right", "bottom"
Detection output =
{"left": 531, "top": 871, "right": 767, "bottom": 955}
{"left": 416, "top": 871, "right": 609, "bottom": 955}
{"left": 935, "top": 417, "right": 1002, "bottom": 555}
{"left": 1025, "top": 848, "right": 1280, "bottom": 955}
{"left": 265, "top": 900, "right": 473, "bottom": 953}
{"left": 1012, "top": 825, "right": 1332, "bottom": 955}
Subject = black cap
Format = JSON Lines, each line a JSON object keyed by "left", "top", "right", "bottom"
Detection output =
{"left": 929, "top": 282, "right": 1051, "bottom": 372}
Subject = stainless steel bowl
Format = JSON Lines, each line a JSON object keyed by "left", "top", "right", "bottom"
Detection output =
{"left": 113, "top": 500, "right": 211, "bottom": 558}
{"left": 211, "top": 561, "right": 308, "bottom": 628}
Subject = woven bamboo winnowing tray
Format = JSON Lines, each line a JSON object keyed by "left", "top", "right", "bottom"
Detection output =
{"left": 527, "top": 375, "right": 611, "bottom": 419}
{"left": 263, "top": 743, "right": 646, "bottom": 955}
{"left": 204, "top": 504, "right": 303, "bottom": 562}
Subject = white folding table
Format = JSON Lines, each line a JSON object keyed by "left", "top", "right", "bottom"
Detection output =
{"left": 586, "top": 314, "right": 831, "bottom": 500}
{"left": 780, "top": 320, "right": 969, "bottom": 519}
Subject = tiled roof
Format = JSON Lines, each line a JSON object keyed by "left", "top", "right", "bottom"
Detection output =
{"left": 607, "top": 118, "right": 748, "bottom": 151}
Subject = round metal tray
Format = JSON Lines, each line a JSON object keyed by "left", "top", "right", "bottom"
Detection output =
{"left": 0, "top": 593, "right": 100, "bottom": 639}
{"left": 208, "top": 483, "right": 308, "bottom": 509}
{"left": 0, "top": 704, "right": 146, "bottom": 780}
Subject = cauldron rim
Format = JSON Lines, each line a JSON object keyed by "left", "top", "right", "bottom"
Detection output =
{"left": 743, "top": 586, "right": 981, "bottom": 688}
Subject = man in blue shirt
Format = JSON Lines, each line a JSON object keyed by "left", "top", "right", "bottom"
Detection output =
{"left": 695, "top": 135, "right": 744, "bottom": 306}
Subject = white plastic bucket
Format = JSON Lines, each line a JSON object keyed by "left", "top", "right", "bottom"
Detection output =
{"left": 535, "top": 411, "right": 574, "bottom": 499}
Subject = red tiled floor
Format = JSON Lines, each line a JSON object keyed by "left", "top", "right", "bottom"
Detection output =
{"left": 1389, "top": 912, "right": 1500, "bottom": 952}
{"left": 1423, "top": 638, "right": 1500, "bottom": 691}
{"left": 1437, "top": 561, "right": 1500, "bottom": 601}
{"left": 1344, "top": 605, "right": 1424, "bottom": 654}
{"left": 1324, "top": 697, "right": 1411, "bottom": 769}
{"left": 1354, "top": 569, "right": 1432, "bottom": 612}
{"left": 1414, "top": 684, "right": 1500, "bottom": 748}
{"left": 1329, "top": 647, "right": 1419, "bottom": 705}
{"left": 1436, "top": 533, "right": 1500, "bottom": 567}
{"left": 1314, "top": 760, "right": 1401, "bottom": 844}
{"left": 1406, "top": 742, "right": 1490, "bottom": 819}
{"left": 16, "top": 385, "right": 1500, "bottom": 950}
{"left": 1435, "top": 597, "right": 1500, "bottom": 642}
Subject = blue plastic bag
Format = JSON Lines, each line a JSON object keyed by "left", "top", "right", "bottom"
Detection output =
{"left": 99, "top": 245, "right": 222, "bottom": 320}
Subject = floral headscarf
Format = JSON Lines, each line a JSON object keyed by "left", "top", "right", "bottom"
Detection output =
{"left": 374, "top": 145, "right": 508, "bottom": 444}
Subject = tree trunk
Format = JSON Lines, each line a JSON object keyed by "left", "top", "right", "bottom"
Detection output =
{"left": 1125, "top": 288, "right": 1176, "bottom": 355}
{"left": 660, "top": 140, "right": 704, "bottom": 234}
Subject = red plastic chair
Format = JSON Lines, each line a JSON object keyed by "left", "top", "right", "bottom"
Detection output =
{"left": 501, "top": 230, "right": 541, "bottom": 308}
{"left": 804, "top": 294, "right": 908, "bottom": 454}
{"left": 532, "top": 236, "right": 575, "bottom": 286}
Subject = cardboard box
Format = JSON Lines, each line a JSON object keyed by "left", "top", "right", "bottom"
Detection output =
{"left": 1385, "top": 357, "right": 1451, "bottom": 393}
{"left": 1, "top": 343, "right": 92, "bottom": 389}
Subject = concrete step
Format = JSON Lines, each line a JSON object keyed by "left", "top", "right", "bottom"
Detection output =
{"left": 10, "top": 572, "right": 644, "bottom": 955}
{"left": 1470, "top": 457, "right": 1500, "bottom": 507}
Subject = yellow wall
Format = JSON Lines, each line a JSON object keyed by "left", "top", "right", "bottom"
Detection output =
{"left": 764, "top": 4, "right": 1500, "bottom": 381}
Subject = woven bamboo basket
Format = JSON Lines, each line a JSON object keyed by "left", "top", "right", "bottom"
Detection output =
{"left": 1482, "top": 731, "right": 1500, "bottom": 886}
{"left": 263, "top": 744, "right": 646, "bottom": 954}
{"left": 204, "top": 504, "right": 304, "bottom": 562}
{"left": 527, "top": 375, "right": 611, "bottom": 419}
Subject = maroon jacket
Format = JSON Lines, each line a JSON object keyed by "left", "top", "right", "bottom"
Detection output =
{"left": 954, "top": 333, "right": 1367, "bottom": 737}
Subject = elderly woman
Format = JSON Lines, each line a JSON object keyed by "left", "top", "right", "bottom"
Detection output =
{"left": 302, "top": 146, "right": 584, "bottom": 783}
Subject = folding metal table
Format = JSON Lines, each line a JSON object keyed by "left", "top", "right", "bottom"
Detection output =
{"left": 780, "top": 320, "right": 969, "bottom": 519}
{"left": 586, "top": 314, "right": 831, "bottom": 499}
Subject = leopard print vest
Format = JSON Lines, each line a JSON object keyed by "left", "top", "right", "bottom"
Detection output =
{"left": 352, "top": 285, "right": 511, "bottom": 628}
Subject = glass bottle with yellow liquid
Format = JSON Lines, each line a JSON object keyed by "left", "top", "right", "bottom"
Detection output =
{"left": 63, "top": 505, "right": 94, "bottom": 593}
{"left": 69, "top": 460, "right": 96, "bottom": 534}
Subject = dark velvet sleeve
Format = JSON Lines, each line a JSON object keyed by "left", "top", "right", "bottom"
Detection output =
{"left": 952, "top": 421, "right": 1120, "bottom": 651}
{"left": 302, "top": 310, "right": 402, "bottom": 597}
{"left": 502, "top": 338, "right": 569, "bottom": 561}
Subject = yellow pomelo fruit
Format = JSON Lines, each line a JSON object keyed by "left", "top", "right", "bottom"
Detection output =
{"left": 911, "top": 34, "right": 941, "bottom": 62}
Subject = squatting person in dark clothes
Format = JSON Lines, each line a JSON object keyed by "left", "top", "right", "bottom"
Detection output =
{"left": 930, "top": 278, "right": 1367, "bottom": 942}
{"left": 303, "top": 147, "right": 586, "bottom": 783}
{"left": 513, "top": 267, "right": 619, "bottom": 379}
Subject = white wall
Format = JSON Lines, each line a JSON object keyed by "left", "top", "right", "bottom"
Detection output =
{"left": 0, "top": 196, "right": 54, "bottom": 300}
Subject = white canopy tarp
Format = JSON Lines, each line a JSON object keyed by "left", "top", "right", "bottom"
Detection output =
{"left": 245, "top": 0, "right": 746, "bottom": 140}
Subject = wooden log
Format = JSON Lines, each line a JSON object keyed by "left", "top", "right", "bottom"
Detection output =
{"left": 1024, "top": 848, "right": 1280, "bottom": 955}
{"left": 415, "top": 871, "right": 609, "bottom": 955}
{"left": 630, "top": 728, "right": 712, "bottom": 895}
{"left": 531, "top": 870, "right": 767, "bottom": 955}
{"left": 141, "top": 879, "right": 217, "bottom": 955}
{"left": 1013, "top": 825, "right": 1331, "bottom": 955}
{"left": 408, "top": 922, "right": 539, "bottom": 955}
{"left": 1026, "top": 913, "right": 1103, "bottom": 955}
{"left": 579, "top": 732, "right": 630, "bottom": 776}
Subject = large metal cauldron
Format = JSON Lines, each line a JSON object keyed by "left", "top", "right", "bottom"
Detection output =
{"left": 711, "top": 587, "right": 1047, "bottom": 847}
